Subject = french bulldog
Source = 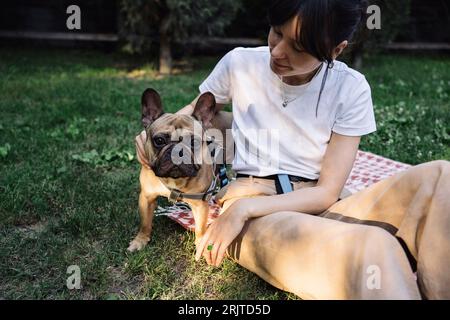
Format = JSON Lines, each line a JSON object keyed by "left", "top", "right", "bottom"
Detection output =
{"left": 127, "top": 88, "right": 233, "bottom": 252}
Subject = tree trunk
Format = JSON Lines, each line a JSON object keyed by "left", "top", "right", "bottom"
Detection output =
{"left": 159, "top": 14, "right": 172, "bottom": 75}
{"left": 352, "top": 50, "right": 363, "bottom": 70}
{"left": 350, "top": 40, "right": 365, "bottom": 70}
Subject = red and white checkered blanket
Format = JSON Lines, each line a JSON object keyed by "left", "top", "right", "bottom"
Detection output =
{"left": 155, "top": 150, "right": 411, "bottom": 231}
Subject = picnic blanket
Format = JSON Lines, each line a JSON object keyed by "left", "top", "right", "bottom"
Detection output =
{"left": 155, "top": 150, "right": 412, "bottom": 231}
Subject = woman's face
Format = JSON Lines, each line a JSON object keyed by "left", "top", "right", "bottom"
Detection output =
{"left": 268, "top": 15, "right": 323, "bottom": 77}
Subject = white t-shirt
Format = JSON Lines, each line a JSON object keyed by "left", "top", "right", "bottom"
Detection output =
{"left": 199, "top": 46, "right": 376, "bottom": 180}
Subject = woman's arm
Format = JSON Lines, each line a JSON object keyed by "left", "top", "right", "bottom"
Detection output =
{"left": 196, "top": 132, "right": 360, "bottom": 266}
{"left": 177, "top": 94, "right": 227, "bottom": 115}
{"left": 175, "top": 95, "right": 199, "bottom": 115}
{"left": 243, "top": 132, "right": 360, "bottom": 217}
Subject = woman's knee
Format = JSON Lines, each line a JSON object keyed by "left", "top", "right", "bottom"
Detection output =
{"left": 420, "top": 160, "right": 449, "bottom": 178}
{"left": 426, "top": 159, "right": 450, "bottom": 173}
{"left": 402, "top": 160, "right": 449, "bottom": 188}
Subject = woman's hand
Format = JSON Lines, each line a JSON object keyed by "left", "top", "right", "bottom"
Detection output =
{"left": 135, "top": 130, "right": 150, "bottom": 168}
{"left": 195, "top": 198, "right": 250, "bottom": 267}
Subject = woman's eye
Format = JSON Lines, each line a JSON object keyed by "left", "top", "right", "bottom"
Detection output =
{"left": 271, "top": 27, "right": 282, "bottom": 37}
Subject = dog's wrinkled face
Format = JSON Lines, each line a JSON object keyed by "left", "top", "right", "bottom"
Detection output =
{"left": 141, "top": 88, "right": 217, "bottom": 179}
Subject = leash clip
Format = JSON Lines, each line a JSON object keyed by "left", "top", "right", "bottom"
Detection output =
{"left": 168, "top": 189, "right": 182, "bottom": 203}
{"left": 203, "top": 192, "right": 213, "bottom": 202}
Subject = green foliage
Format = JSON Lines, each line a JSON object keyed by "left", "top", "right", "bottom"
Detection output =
{"left": 368, "top": 0, "right": 411, "bottom": 46}
{"left": 0, "top": 143, "right": 11, "bottom": 158}
{"left": 349, "top": 0, "right": 412, "bottom": 56}
{"left": 119, "top": 0, "right": 242, "bottom": 54}
{"left": 225, "top": 0, "right": 270, "bottom": 38}
{"left": 359, "top": 54, "right": 450, "bottom": 164}
{"left": 71, "top": 148, "right": 135, "bottom": 168}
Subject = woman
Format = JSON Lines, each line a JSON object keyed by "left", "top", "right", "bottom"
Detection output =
{"left": 136, "top": 0, "right": 450, "bottom": 299}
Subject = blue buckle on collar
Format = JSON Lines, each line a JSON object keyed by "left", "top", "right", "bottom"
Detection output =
{"left": 218, "top": 164, "right": 229, "bottom": 188}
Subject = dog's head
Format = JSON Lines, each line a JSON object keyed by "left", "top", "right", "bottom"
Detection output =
{"left": 140, "top": 88, "right": 218, "bottom": 181}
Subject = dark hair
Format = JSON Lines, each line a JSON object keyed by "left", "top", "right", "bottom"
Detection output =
{"left": 267, "top": 0, "right": 368, "bottom": 64}
{"left": 267, "top": 0, "right": 368, "bottom": 117}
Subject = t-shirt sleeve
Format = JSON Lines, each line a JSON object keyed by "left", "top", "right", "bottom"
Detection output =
{"left": 198, "top": 49, "right": 234, "bottom": 104}
{"left": 332, "top": 77, "right": 377, "bottom": 136}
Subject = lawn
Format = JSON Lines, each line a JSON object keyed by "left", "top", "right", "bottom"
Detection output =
{"left": 0, "top": 47, "right": 449, "bottom": 299}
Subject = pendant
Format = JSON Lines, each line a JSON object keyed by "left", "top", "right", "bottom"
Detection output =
{"left": 282, "top": 101, "right": 288, "bottom": 107}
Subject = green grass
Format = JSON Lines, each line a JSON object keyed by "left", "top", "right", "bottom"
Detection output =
{"left": 0, "top": 47, "right": 449, "bottom": 299}
{"left": 360, "top": 54, "right": 450, "bottom": 163}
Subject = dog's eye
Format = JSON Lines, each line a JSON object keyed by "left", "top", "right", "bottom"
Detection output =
{"left": 153, "top": 136, "right": 166, "bottom": 147}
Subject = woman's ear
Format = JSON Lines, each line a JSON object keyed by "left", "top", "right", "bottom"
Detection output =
{"left": 333, "top": 40, "right": 348, "bottom": 60}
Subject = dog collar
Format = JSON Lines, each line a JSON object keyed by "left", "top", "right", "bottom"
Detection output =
{"left": 167, "top": 173, "right": 219, "bottom": 203}
{"left": 166, "top": 143, "right": 229, "bottom": 204}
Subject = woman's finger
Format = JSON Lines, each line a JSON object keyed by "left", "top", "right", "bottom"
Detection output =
{"left": 201, "top": 227, "right": 218, "bottom": 265}
{"left": 210, "top": 240, "right": 221, "bottom": 266}
{"left": 135, "top": 132, "right": 145, "bottom": 147}
{"left": 135, "top": 135, "right": 144, "bottom": 154}
{"left": 136, "top": 149, "right": 149, "bottom": 168}
{"left": 202, "top": 239, "right": 215, "bottom": 265}
{"left": 195, "top": 228, "right": 211, "bottom": 261}
{"left": 139, "top": 129, "right": 147, "bottom": 142}
{"left": 215, "top": 244, "right": 228, "bottom": 267}
{"left": 139, "top": 136, "right": 146, "bottom": 149}
{"left": 204, "top": 245, "right": 213, "bottom": 265}
{"left": 135, "top": 141, "right": 144, "bottom": 161}
{"left": 195, "top": 239, "right": 207, "bottom": 262}
{"left": 135, "top": 140, "right": 150, "bottom": 167}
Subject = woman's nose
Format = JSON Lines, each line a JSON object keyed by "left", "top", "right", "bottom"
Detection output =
{"left": 271, "top": 41, "right": 287, "bottom": 59}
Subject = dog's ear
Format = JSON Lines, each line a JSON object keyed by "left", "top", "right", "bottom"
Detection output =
{"left": 192, "top": 92, "right": 216, "bottom": 128}
{"left": 141, "top": 88, "right": 164, "bottom": 127}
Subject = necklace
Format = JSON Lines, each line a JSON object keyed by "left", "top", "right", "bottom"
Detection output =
{"left": 279, "top": 63, "right": 323, "bottom": 108}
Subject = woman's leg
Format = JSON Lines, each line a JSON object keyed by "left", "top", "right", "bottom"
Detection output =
{"left": 227, "top": 210, "right": 421, "bottom": 299}
{"left": 218, "top": 176, "right": 421, "bottom": 299}
{"left": 323, "top": 160, "right": 450, "bottom": 299}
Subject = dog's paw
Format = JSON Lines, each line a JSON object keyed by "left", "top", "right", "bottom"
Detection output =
{"left": 127, "top": 236, "right": 150, "bottom": 252}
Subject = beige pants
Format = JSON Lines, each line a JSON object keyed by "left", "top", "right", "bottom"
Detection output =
{"left": 215, "top": 160, "right": 450, "bottom": 299}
